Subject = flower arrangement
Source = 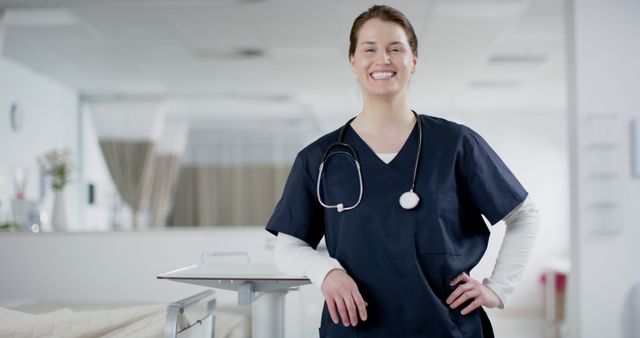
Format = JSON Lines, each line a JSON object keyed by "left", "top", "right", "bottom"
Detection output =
{"left": 38, "top": 148, "right": 73, "bottom": 191}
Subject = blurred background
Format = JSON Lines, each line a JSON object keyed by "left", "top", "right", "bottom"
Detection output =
{"left": 0, "top": 0, "right": 637, "bottom": 337}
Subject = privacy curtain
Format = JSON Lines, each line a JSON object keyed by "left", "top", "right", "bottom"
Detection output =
{"left": 88, "top": 99, "right": 165, "bottom": 230}
{"left": 99, "top": 140, "right": 156, "bottom": 229}
{"left": 169, "top": 164, "right": 291, "bottom": 226}
{"left": 164, "top": 126, "right": 305, "bottom": 227}
{"left": 148, "top": 154, "right": 181, "bottom": 227}
{"left": 147, "top": 122, "right": 189, "bottom": 228}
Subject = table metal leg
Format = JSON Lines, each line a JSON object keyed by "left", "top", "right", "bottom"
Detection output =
{"left": 252, "top": 290, "right": 288, "bottom": 338}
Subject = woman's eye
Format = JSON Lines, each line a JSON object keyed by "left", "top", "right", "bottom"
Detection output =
{"left": 390, "top": 48, "right": 402, "bottom": 53}
{"left": 365, "top": 49, "right": 375, "bottom": 53}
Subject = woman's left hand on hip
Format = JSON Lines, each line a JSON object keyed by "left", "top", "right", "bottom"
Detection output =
{"left": 446, "top": 272, "right": 501, "bottom": 315}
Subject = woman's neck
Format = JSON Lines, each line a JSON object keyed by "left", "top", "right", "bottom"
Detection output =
{"left": 354, "top": 94, "right": 413, "bottom": 131}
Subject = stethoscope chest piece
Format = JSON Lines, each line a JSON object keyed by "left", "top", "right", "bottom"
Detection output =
{"left": 399, "top": 190, "right": 420, "bottom": 210}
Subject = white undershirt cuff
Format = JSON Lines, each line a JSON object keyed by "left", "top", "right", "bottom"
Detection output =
{"left": 273, "top": 233, "right": 344, "bottom": 288}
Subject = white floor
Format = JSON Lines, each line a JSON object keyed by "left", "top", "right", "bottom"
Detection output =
{"left": 491, "top": 315, "right": 545, "bottom": 338}
{"left": 488, "top": 309, "right": 565, "bottom": 338}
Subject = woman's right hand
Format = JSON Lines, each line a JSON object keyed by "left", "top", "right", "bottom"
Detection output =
{"left": 320, "top": 268, "right": 368, "bottom": 327}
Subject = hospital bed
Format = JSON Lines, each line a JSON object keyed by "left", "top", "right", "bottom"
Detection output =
{"left": 0, "top": 290, "right": 251, "bottom": 338}
{"left": 165, "top": 290, "right": 216, "bottom": 338}
{"left": 0, "top": 231, "right": 273, "bottom": 338}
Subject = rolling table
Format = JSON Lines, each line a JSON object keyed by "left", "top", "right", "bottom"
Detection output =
{"left": 158, "top": 259, "right": 311, "bottom": 338}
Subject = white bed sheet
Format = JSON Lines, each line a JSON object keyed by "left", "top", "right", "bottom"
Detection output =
{"left": 0, "top": 303, "right": 251, "bottom": 338}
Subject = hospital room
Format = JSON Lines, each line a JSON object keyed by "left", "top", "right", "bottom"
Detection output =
{"left": 0, "top": 0, "right": 638, "bottom": 337}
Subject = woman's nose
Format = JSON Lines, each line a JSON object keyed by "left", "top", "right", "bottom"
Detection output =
{"left": 377, "top": 51, "right": 391, "bottom": 64}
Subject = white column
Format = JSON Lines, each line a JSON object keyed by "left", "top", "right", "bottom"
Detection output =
{"left": 567, "top": 0, "right": 640, "bottom": 337}
{"left": 0, "top": 10, "right": 6, "bottom": 54}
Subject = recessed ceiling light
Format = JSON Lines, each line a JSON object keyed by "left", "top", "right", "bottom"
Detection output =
{"left": 5, "top": 8, "right": 78, "bottom": 27}
{"left": 432, "top": 1, "right": 526, "bottom": 19}
{"left": 192, "top": 47, "right": 266, "bottom": 60}
{"left": 235, "top": 47, "right": 264, "bottom": 58}
{"left": 270, "top": 46, "right": 341, "bottom": 57}
{"left": 468, "top": 79, "right": 521, "bottom": 88}
{"left": 489, "top": 54, "right": 547, "bottom": 64}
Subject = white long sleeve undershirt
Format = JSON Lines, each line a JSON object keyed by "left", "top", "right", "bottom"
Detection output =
{"left": 482, "top": 195, "right": 539, "bottom": 308}
{"left": 273, "top": 152, "right": 539, "bottom": 308}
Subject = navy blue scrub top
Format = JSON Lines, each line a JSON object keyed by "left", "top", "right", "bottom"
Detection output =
{"left": 266, "top": 114, "right": 528, "bottom": 338}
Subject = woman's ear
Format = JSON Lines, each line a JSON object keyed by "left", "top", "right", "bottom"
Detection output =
{"left": 412, "top": 55, "right": 418, "bottom": 74}
{"left": 350, "top": 55, "right": 356, "bottom": 74}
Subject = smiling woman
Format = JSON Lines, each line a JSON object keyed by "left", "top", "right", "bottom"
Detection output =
{"left": 0, "top": 0, "right": 578, "bottom": 336}
{"left": 265, "top": 5, "right": 539, "bottom": 338}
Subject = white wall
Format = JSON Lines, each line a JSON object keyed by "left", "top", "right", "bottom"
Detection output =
{"left": 569, "top": 0, "right": 640, "bottom": 337}
{"left": 0, "top": 228, "right": 276, "bottom": 305}
{"left": 0, "top": 54, "right": 79, "bottom": 229}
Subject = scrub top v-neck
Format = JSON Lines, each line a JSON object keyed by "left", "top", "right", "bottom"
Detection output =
{"left": 266, "top": 114, "right": 528, "bottom": 338}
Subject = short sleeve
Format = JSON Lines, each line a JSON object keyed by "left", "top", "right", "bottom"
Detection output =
{"left": 265, "top": 153, "right": 325, "bottom": 249}
{"left": 458, "top": 127, "right": 528, "bottom": 225}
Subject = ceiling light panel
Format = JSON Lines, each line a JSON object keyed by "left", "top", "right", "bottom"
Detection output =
{"left": 468, "top": 79, "right": 521, "bottom": 88}
{"left": 71, "top": 5, "right": 168, "bottom": 27}
{"left": 504, "top": 0, "right": 564, "bottom": 40}
{"left": 71, "top": 6, "right": 189, "bottom": 54}
{"left": 431, "top": 0, "right": 527, "bottom": 19}
{"left": 5, "top": 8, "right": 79, "bottom": 26}
{"left": 6, "top": 25, "right": 107, "bottom": 56}
{"left": 489, "top": 53, "right": 547, "bottom": 63}
{"left": 172, "top": 22, "right": 263, "bottom": 51}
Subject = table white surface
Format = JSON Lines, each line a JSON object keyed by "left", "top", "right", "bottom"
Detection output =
{"left": 158, "top": 262, "right": 311, "bottom": 338}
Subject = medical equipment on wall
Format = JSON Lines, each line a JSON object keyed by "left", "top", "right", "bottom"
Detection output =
{"left": 317, "top": 110, "right": 423, "bottom": 212}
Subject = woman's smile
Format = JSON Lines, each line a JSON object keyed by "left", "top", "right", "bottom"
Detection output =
{"left": 370, "top": 71, "right": 396, "bottom": 80}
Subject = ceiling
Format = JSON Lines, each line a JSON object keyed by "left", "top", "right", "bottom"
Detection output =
{"left": 0, "top": 0, "right": 566, "bottom": 131}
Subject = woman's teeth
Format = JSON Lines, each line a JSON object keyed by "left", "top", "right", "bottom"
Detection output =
{"left": 371, "top": 72, "right": 395, "bottom": 79}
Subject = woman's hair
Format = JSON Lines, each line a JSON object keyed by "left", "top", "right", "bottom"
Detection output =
{"left": 348, "top": 5, "right": 418, "bottom": 59}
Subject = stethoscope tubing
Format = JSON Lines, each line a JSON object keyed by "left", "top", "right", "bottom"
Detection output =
{"left": 316, "top": 151, "right": 364, "bottom": 212}
{"left": 317, "top": 111, "right": 422, "bottom": 212}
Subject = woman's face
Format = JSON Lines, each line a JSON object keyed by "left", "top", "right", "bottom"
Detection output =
{"left": 350, "top": 18, "right": 417, "bottom": 99}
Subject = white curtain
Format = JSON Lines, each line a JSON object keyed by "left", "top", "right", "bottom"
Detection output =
{"left": 169, "top": 128, "right": 303, "bottom": 226}
{"left": 99, "top": 140, "right": 155, "bottom": 229}
{"left": 169, "top": 164, "right": 292, "bottom": 226}
{"left": 88, "top": 100, "right": 165, "bottom": 229}
{"left": 148, "top": 121, "right": 189, "bottom": 227}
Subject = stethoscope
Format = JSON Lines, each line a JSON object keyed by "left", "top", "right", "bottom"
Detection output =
{"left": 317, "top": 110, "right": 422, "bottom": 212}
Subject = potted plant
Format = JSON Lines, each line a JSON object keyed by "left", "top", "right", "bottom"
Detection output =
{"left": 38, "top": 148, "right": 73, "bottom": 231}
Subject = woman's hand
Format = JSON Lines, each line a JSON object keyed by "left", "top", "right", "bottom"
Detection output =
{"left": 320, "top": 268, "right": 368, "bottom": 327}
{"left": 446, "top": 272, "right": 501, "bottom": 315}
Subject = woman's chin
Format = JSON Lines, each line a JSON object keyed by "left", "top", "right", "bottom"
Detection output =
{"left": 363, "top": 87, "right": 405, "bottom": 99}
